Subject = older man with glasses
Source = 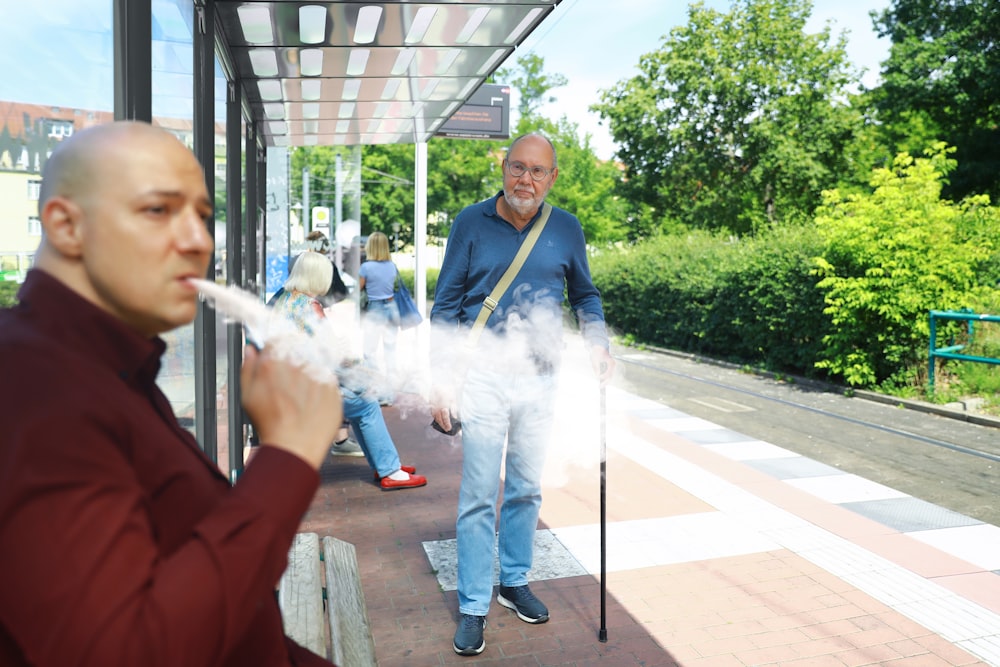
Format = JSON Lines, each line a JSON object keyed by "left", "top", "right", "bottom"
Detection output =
{"left": 430, "top": 132, "right": 615, "bottom": 656}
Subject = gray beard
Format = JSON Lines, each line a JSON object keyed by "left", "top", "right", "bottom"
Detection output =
{"left": 503, "top": 190, "right": 540, "bottom": 218}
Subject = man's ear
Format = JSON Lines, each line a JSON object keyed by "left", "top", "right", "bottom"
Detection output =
{"left": 40, "top": 197, "right": 85, "bottom": 258}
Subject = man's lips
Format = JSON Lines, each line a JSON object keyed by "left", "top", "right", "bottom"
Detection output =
{"left": 179, "top": 274, "right": 206, "bottom": 289}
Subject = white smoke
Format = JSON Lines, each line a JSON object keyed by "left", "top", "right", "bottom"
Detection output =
{"left": 190, "top": 278, "right": 611, "bottom": 486}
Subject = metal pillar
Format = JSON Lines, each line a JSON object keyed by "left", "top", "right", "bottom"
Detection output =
{"left": 192, "top": 0, "right": 217, "bottom": 460}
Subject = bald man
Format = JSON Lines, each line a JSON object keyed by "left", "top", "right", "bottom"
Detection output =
{"left": 0, "top": 121, "right": 342, "bottom": 666}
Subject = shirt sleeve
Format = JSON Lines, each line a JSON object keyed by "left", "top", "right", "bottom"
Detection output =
{"left": 429, "top": 212, "right": 473, "bottom": 374}
{"left": 563, "top": 215, "right": 611, "bottom": 350}
{"left": 0, "top": 409, "right": 323, "bottom": 667}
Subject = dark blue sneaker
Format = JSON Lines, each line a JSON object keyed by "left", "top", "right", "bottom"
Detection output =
{"left": 453, "top": 613, "right": 486, "bottom": 655}
{"left": 497, "top": 585, "right": 549, "bottom": 624}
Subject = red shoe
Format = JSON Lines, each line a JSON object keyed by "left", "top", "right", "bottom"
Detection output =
{"left": 380, "top": 472, "right": 427, "bottom": 491}
{"left": 373, "top": 465, "right": 416, "bottom": 481}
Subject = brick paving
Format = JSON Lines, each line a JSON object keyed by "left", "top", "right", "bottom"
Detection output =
{"left": 293, "top": 381, "right": 1000, "bottom": 667}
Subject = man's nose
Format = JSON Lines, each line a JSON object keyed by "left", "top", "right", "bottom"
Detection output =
{"left": 177, "top": 209, "right": 214, "bottom": 252}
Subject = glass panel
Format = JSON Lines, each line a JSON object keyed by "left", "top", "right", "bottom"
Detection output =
{"left": 0, "top": 0, "right": 113, "bottom": 283}
{"left": 153, "top": 0, "right": 200, "bottom": 434}
{"left": 213, "top": 55, "right": 231, "bottom": 477}
{"left": 151, "top": 0, "right": 229, "bottom": 463}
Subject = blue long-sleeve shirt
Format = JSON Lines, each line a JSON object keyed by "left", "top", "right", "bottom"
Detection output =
{"left": 430, "top": 193, "right": 609, "bottom": 372}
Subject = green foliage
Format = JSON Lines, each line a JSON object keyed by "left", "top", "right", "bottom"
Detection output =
{"left": 526, "top": 116, "right": 628, "bottom": 245}
{"left": 592, "top": 0, "right": 863, "bottom": 236}
{"left": 812, "top": 144, "right": 1000, "bottom": 387}
{"left": 494, "top": 53, "right": 568, "bottom": 119}
{"left": 397, "top": 267, "right": 439, "bottom": 299}
{"left": 714, "top": 224, "right": 830, "bottom": 372}
{"left": 590, "top": 224, "right": 829, "bottom": 374}
{"left": 591, "top": 231, "right": 733, "bottom": 353}
{"left": 359, "top": 143, "right": 415, "bottom": 236}
{"left": 0, "top": 281, "right": 19, "bottom": 308}
{"left": 425, "top": 136, "right": 507, "bottom": 239}
{"left": 872, "top": 0, "right": 1000, "bottom": 202}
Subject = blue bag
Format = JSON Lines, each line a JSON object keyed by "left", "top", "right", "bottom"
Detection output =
{"left": 394, "top": 269, "right": 422, "bottom": 330}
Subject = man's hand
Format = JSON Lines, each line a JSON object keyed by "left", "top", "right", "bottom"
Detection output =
{"left": 430, "top": 385, "right": 458, "bottom": 435}
{"left": 241, "top": 345, "right": 343, "bottom": 469}
{"left": 590, "top": 346, "right": 615, "bottom": 387}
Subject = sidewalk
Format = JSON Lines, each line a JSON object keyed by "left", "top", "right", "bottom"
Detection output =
{"left": 294, "top": 351, "right": 1000, "bottom": 667}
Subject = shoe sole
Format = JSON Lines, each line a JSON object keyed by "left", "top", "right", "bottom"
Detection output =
{"left": 497, "top": 593, "right": 549, "bottom": 624}
{"left": 453, "top": 618, "right": 486, "bottom": 656}
{"left": 452, "top": 641, "right": 485, "bottom": 656}
{"left": 373, "top": 466, "right": 418, "bottom": 481}
{"left": 330, "top": 449, "right": 365, "bottom": 457}
{"left": 380, "top": 480, "right": 427, "bottom": 491}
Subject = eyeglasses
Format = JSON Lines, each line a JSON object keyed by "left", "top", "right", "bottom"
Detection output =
{"left": 505, "top": 160, "right": 554, "bottom": 182}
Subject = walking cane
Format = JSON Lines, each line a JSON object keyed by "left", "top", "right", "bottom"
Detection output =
{"left": 598, "top": 363, "right": 608, "bottom": 642}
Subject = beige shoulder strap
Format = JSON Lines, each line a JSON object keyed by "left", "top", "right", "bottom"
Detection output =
{"left": 468, "top": 203, "right": 552, "bottom": 346}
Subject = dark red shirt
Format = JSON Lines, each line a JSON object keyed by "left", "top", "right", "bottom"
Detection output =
{"left": 0, "top": 270, "right": 332, "bottom": 667}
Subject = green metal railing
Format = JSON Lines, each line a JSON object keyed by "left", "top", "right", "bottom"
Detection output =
{"left": 928, "top": 309, "right": 1000, "bottom": 391}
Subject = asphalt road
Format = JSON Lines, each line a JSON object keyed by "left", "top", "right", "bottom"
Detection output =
{"left": 610, "top": 344, "right": 1000, "bottom": 528}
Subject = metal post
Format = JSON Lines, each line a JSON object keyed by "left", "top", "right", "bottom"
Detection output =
{"left": 928, "top": 312, "right": 937, "bottom": 393}
{"left": 598, "top": 368, "right": 608, "bottom": 642}
{"left": 192, "top": 0, "right": 217, "bottom": 461}
{"left": 302, "top": 167, "right": 310, "bottom": 235}
{"left": 226, "top": 81, "right": 243, "bottom": 481}
{"left": 334, "top": 153, "right": 343, "bottom": 270}
{"left": 112, "top": 0, "right": 151, "bottom": 122}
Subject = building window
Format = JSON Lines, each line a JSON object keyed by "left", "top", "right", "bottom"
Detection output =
{"left": 45, "top": 119, "right": 74, "bottom": 139}
{"left": 28, "top": 217, "right": 42, "bottom": 236}
{"left": 27, "top": 179, "right": 41, "bottom": 200}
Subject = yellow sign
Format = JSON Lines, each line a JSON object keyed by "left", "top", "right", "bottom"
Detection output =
{"left": 312, "top": 206, "right": 331, "bottom": 229}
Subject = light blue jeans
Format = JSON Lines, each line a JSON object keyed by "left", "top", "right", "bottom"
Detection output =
{"left": 456, "top": 366, "right": 557, "bottom": 616}
{"left": 363, "top": 297, "right": 399, "bottom": 382}
{"left": 341, "top": 386, "right": 402, "bottom": 478}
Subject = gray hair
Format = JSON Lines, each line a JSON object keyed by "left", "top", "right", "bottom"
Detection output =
{"left": 284, "top": 251, "right": 332, "bottom": 297}
{"left": 507, "top": 132, "right": 558, "bottom": 169}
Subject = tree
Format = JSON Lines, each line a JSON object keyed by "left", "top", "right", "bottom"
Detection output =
{"left": 525, "top": 116, "right": 628, "bottom": 244}
{"left": 494, "top": 53, "right": 568, "bottom": 119}
{"left": 871, "top": 0, "right": 1000, "bottom": 202}
{"left": 813, "top": 144, "right": 999, "bottom": 388}
{"left": 425, "top": 136, "right": 506, "bottom": 239}
{"left": 592, "top": 0, "right": 863, "bottom": 235}
{"left": 358, "top": 143, "right": 414, "bottom": 237}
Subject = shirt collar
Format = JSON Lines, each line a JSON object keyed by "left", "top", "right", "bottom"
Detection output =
{"left": 17, "top": 269, "right": 167, "bottom": 386}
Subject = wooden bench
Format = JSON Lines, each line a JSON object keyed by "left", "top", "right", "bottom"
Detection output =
{"left": 278, "top": 532, "right": 377, "bottom": 666}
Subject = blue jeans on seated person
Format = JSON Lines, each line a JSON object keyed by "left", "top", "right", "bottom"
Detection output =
{"left": 341, "top": 386, "right": 402, "bottom": 478}
{"left": 455, "top": 366, "right": 557, "bottom": 617}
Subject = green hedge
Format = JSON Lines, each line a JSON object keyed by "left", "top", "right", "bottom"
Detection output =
{"left": 398, "top": 267, "right": 439, "bottom": 299}
{"left": 590, "top": 225, "right": 831, "bottom": 378}
{"left": 0, "top": 281, "right": 19, "bottom": 308}
{"left": 592, "top": 150, "right": 1000, "bottom": 387}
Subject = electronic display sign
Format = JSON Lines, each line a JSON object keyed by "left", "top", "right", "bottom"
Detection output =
{"left": 435, "top": 83, "right": 511, "bottom": 140}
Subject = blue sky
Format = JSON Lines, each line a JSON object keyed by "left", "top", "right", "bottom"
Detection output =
{"left": 0, "top": 0, "right": 891, "bottom": 160}
{"left": 515, "top": 0, "right": 892, "bottom": 158}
